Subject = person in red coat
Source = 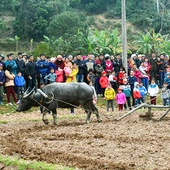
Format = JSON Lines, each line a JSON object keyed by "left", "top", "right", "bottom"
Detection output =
{"left": 118, "top": 67, "right": 125, "bottom": 85}
{"left": 99, "top": 71, "right": 109, "bottom": 98}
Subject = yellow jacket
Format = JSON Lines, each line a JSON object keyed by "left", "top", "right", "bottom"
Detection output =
{"left": 66, "top": 68, "right": 78, "bottom": 83}
{"left": 104, "top": 87, "right": 116, "bottom": 100}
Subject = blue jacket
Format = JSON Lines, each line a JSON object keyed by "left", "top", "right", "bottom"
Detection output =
{"left": 44, "top": 73, "right": 56, "bottom": 83}
{"left": 36, "top": 60, "right": 49, "bottom": 76}
{"left": 139, "top": 86, "right": 147, "bottom": 97}
{"left": 48, "top": 62, "right": 57, "bottom": 74}
{"left": 121, "top": 84, "right": 131, "bottom": 97}
{"left": 0, "top": 70, "right": 5, "bottom": 86}
{"left": 128, "top": 76, "right": 137, "bottom": 89}
{"left": 164, "top": 77, "right": 170, "bottom": 85}
{"left": 14, "top": 76, "right": 25, "bottom": 87}
{"left": 5, "top": 60, "right": 18, "bottom": 75}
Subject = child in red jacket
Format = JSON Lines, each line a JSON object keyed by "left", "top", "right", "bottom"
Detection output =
{"left": 99, "top": 71, "right": 109, "bottom": 99}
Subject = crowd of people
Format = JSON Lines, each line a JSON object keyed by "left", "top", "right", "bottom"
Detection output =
{"left": 0, "top": 52, "right": 170, "bottom": 112}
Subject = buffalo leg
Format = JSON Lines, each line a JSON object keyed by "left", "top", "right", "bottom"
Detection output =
{"left": 42, "top": 109, "right": 49, "bottom": 125}
{"left": 92, "top": 104, "right": 101, "bottom": 123}
{"left": 86, "top": 111, "right": 92, "bottom": 124}
{"left": 52, "top": 109, "right": 57, "bottom": 125}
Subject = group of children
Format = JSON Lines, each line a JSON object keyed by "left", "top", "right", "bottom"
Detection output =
{"left": 102, "top": 78, "right": 164, "bottom": 112}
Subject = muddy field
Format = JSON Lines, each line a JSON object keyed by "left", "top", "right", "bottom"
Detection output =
{"left": 0, "top": 108, "right": 170, "bottom": 170}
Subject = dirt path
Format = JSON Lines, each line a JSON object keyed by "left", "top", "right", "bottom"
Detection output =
{"left": 0, "top": 108, "right": 170, "bottom": 170}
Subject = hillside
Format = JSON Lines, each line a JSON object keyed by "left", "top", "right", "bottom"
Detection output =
{"left": 0, "top": 0, "right": 170, "bottom": 55}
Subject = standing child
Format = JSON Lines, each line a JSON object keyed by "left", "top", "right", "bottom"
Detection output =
{"left": 108, "top": 71, "right": 118, "bottom": 92}
{"left": 5, "top": 65, "right": 18, "bottom": 105}
{"left": 161, "top": 82, "right": 170, "bottom": 106}
{"left": 133, "top": 82, "right": 141, "bottom": 107}
{"left": 121, "top": 79, "right": 132, "bottom": 110}
{"left": 87, "top": 69, "right": 96, "bottom": 87}
{"left": 44, "top": 67, "right": 56, "bottom": 84}
{"left": 104, "top": 83, "right": 116, "bottom": 111}
{"left": 139, "top": 81, "right": 147, "bottom": 103}
{"left": 56, "top": 67, "right": 64, "bottom": 82}
{"left": 14, "top": 71, "right": 25, "bottom": 103}
{"left": 148, "top": 78, "right": 159, "bottom": 105}
{"left": 89, "top": 81, "right": 97, "bottom": 105}
{"left": 99, "top": 71, "right": 109, "bottom": 99}
{"left": 115, "top": 87, "right": 126, "bottom": 111}
{"left": 0, "top": 63, "right": 5, "bottom": 105}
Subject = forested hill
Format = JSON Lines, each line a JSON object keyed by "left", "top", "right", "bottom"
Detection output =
{"left": 0, "top": 0, "right": 170, "bottom": 55}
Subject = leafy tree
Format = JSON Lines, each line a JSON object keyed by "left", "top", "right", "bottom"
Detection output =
{"left": 47, "top": 11, "right": 87, "bottom": 39}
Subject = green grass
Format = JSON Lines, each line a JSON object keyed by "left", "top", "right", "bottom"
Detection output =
{"left": 0, "top": 155, "right": 78, "bottom": 170}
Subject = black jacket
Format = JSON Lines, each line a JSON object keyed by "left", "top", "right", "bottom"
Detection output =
{"left": 16, "top": 58, "right": 25, "bottom": 74}
{"left": 75, "top": 59, "right": 85, "bottom": 75}
{"left": 25, "top": 61, "right": 37, "bottom": 77}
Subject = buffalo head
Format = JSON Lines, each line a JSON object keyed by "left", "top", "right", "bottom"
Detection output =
{"left": 16, "top": 87, "right": 35, "bottom": 112}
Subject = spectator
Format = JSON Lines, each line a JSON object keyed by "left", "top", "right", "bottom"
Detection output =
{"left": 55, "top": 55, "right": 65, "bottom": 70}
{"left": 128, "top": 70, "right": 137, "bottom": 106}
{"left": 75, "top": 55, "right": 85, "bottom": 82}
{"left": 5, "top": 53, "right": 18, "bottom": 76}
{"left": 105, "top": 55, "right": 113, "bottom": 74}
{"left": 0, "top": 54, "right": 6, "bottom": 71}
{"left": 99, "top": 71, "right": 109, "bottom": 98}
{"left": 118, "top": 67, "right": 125, "bottom": 85}
{"left": 133, "top": 82, "right": 141, "bottom": 107}
{"left": 108, "top": 71, "right": 118, "bottom": 92}
{"left": 94, "top": 60, "right": 104, "bottom": 96}
{"left": 99, "top": 54, "right": 106, "bottom": 70}
{"left": 115, "top": 87, "right": 126, "bottom": 111}
{"left": 15, "top": 52, "right": 25, "bottom": 76}
{"left": 44, "top": 68, "right": 56, "bottom": 84}
{"left": 36, "top": 54, "right": 49, "bottom": 85}
{"left": 0, "top": 63, "right": 5, "bottom": 105}
{"left": 5, "top": 65, "right": 18, "bottom": 105}
{"left": 55, "top": 67, "right": 64, "bottom": 82}
{"left": 148, "top": 78, "right": 159, "bottom": 105}
{"left": 48, "top": 57, "right": 57, "bottom": 73}
{"left": 66, "top": 62, "right": 79, "bottom": 114}
{"left": 139, "top": 81, "right": 147, "bottom": 103}
{"left": 25, "top": 55, "right": 37, "bottom": 90}
{"left": 113, "top": 54, "right": 122, "bottom": 74}
{"left": 121, "top": 79, "right": 132, "bottom": 110}
{"left": 132, "top": 65, "right": 142, "bottom": 83}
{"left": 157, "top": 55, "right": 166, "bottom": 88}
{"left": 139, "top": 62, "right": 149, "bottom": 90}
{"left": 84, "top": 54, "right": 95, "bottom": 72}
{"left": 161, "top": 82, "right": 170, "bottom": 106}
{"left": 64, "top": 57, "right": 72, "bottom": 76}
{"left": 149, "top": 52, "right": 158, "bottom": 81}
{"left": 14, "top": 71, "right": 25, "bottom": 103}
{"left": 87, "top": 69, "right": 95, "bottom": 87}
{"left": 104, "top": 83, "right": 116, "bottom": 112}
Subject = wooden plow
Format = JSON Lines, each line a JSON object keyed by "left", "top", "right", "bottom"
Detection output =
{"left": 117, "top": 103, "right": 170, "bottom": 121}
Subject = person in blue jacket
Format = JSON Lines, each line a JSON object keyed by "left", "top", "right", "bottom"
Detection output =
{"left": 14, "top": 71, "right": 25, "bottom": 103}
{"left": 5, "top": 53, "right": 18, "bottom": 76}
{"left": 36, "top": 54, "right": 49, "bottom": 85}
{"left": 139, "top": 81, "right": 147, "bottom": 103}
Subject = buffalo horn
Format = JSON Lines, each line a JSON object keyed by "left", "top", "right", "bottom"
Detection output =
{"left": 23, "top": 87, "right": 35, "bottom": 99}
{"left": 37, "top": 89, "right": 48, "bottom": 98}
{"left": 23, "top": 86, "right": 30, "bottom": 95}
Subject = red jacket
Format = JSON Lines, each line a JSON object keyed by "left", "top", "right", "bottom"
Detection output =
{"left": 118, "top": 71, "right": 125, "bottom": 85}
{"left": 99, "top": 76, "right": 109, "bottom": 88}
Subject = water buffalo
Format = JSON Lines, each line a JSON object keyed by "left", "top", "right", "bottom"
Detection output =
{"left": 16, "top": 82, "right": 101, "bottom": 125}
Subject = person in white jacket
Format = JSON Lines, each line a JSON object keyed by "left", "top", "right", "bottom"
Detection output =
{"left": 148, "top": 78, "right": 159, "bottom": 105}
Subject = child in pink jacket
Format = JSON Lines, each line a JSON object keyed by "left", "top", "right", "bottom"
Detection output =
{"left": 115, "top": 87, "right": 126, "bottom": 111}
{"left": 55, "top": 67, "right": 64, "bottom": 82}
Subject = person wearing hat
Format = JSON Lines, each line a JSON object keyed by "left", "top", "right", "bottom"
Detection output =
{"left": 115, "top": 87, "right": 126, "bottom": 111}
{"left": 0, "top": 63, "right": 5, "bottom": 105}
{"left": 55, "top": 55, "right": 64, "bottom": 70}
{"left": 95, "top": 60, "right": 104, "bottom": 96}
